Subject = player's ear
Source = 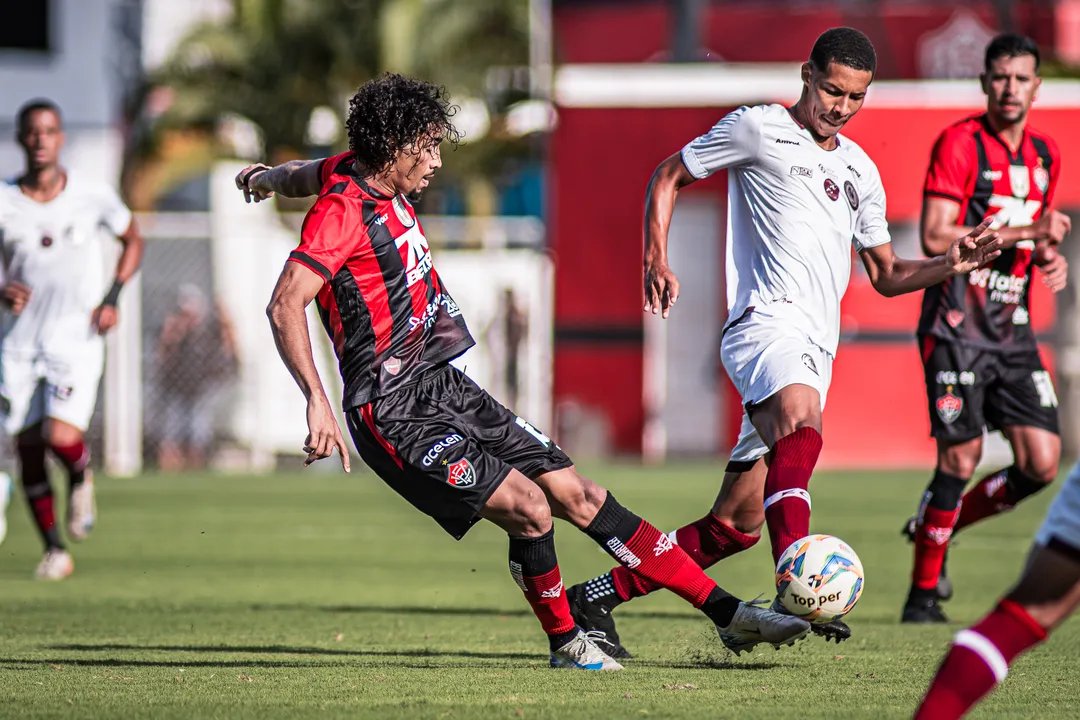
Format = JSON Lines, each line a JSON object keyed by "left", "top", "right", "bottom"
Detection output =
{"left": 1033, "top": 75, "right": 1042, "bottom": 102}
{"left": 979, "top": 72, "right": 989, "bottom": 96}
{"left": 801, "top": 62, "right": 812, "bottom": 88}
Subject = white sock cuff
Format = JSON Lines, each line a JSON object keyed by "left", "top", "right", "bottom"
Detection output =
{"left": 764, "top": 488, "right": 811, "bottom": 511}
{"left": 954, "top": 629, "right": 1009, "bottom": 684}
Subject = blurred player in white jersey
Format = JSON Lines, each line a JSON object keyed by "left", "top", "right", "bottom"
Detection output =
{"left": 569, "top": 27, "right": 1002, "bottom": 657}
{"left": 0, "top": 100, "right": 143, "bottom": 579}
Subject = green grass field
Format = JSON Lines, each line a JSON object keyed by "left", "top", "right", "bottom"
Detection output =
{"left": 1, "top": 464, "right": 1077, "bottom": 719}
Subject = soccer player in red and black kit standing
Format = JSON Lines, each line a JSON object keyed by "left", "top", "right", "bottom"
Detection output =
{"left": 234, "top": 73, "right": 810, "bottom": 669}
{"left": 902, "top": 33, "right": 1071, "bottom": 623}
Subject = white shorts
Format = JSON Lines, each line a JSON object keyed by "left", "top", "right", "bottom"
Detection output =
{"left": 0, "top": 345, "right": 104, "bottom": 435}
{"left": 1035, "top": 463, "right": 1080, "bottom": 554}
{"left": 721, "top": 308, "right": 833, "bottom": 464}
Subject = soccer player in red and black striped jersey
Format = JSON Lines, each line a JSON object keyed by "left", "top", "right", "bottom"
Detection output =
{"left": 902, "top": 34, "right": 1072, "bottom": 624}
{"left": 236, "top": 73, "right": 812, "bottom": 668}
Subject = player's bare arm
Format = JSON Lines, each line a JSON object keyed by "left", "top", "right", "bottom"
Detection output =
{"left": 861, "top": 218, "right": 1002, "bottom": 297}
{"left": 921, "top": 196, "right": 1071, "bottom": 256}
{"left": 266, "top": 261, "right": 350, "bottom": 472}
{"left": 643, "top": 153, "right": 698, "bottom": 318}
{"left": 92, "top": 218, "right": 145, "bottom": 335}
{"left": 235, "top": 159, "right": 324, "bottom": 202}
{"left": 1, "top": 281, "right": 31, "bottom": 314}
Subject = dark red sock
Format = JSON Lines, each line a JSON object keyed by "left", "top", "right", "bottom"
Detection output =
{"left": 19, "top": 441, "right": 62, "bottom": 550}
{"left": 609, "top": 514, "right": 759, "bottom": 602}
{"left": 508, "top": 530, "right": 576, "bottom": 643}
{"left": 763, "top": 427, "right": 822, "bottom": 563}
{"left": 585, "top": 493, "right": 716, "bottom": 608}
{"left": 912, "top": 506, "right": 961, "bottom": 590}
{"left": 49, "top": 440, "right": 89, "bottom": 487}
{"left": 955, "top": 467, "right": 1049, "bottom": 533}
{"left": 915, "top": 600, "right": 1047, "bottom": 719}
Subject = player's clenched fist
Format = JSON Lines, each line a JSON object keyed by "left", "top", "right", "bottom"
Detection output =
{"left": 235, "top": 163, "right": 273, "bottom": 203}
{"left": 1, "top": 282, "right": 31, "bottom": 315}
{"left": 644, "top": 262, "right": 680, "bottom": 319}
{"left": 303, "top": 394, "right": 351, "bottom": 472}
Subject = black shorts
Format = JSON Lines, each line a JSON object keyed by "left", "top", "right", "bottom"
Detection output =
{"left": 920, "top": 337, "right": 1060, "bottom": 442}
{"left": 346, "top": 364, "right": 572, "bottom": 539}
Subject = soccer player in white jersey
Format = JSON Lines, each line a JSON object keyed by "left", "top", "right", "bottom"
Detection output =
{"left": 568, "top": 27, "right": 1002, "bottom": 657}
{"left": 0, "top": 100, "right": 144, "bottom": 579}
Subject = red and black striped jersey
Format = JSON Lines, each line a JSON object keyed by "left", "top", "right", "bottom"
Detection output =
{"left": 918, "top": 113, "right": 1060, "bottom": 351}
{"left": 289, "top": 152, "right": 474, "bottom": 408}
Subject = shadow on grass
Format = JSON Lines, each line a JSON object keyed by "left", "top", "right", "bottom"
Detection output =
{"left": 34, "top": 644, "right": 789, "bottom": 671}
{"left": 247, "top": 602, "right": 701, "bottom": 623}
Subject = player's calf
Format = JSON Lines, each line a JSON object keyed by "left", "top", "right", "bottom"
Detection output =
{"left": 905, "top": 469, "right": 966, "bottom": 623}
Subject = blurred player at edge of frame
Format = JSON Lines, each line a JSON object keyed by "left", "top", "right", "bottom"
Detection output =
{"left": 234, "top": 73, "right": 813, "bottom": 669}
{"left": 567, "top": 27, "right": 1003, "bottom": 658}
{"left": 914, "top": 460, "right": 1080, "bottom": 718}
{"left": 900, "top": 33, "right": 1070, "bottom": 624}
{"left": 0, "top": 99, "right": 144, "bottom": 579}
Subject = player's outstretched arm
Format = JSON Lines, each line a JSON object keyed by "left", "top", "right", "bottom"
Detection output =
{"left": 922, "top": 196, "right": 1071, "bottom": 256}
{"left": 644, "top": 153, "right": 698, "bottom": 318}
{"left": 236, "top": 159, "right": 325, "bottom": 202}
{"left": 860, "top": 218, "right": 1002, "bottom": 297}
{"left": 266, "top": 261, "right": 351, "bottom": 472}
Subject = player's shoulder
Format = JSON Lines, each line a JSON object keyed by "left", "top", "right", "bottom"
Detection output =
{"left": 836, "top": 134, "right": 881, "bottom": 179}
{"left": 933, "top": 114, "right": 985, "bottom": 148}
{"left": 1026, "top": 123, "right": 1060, "bottom": 157}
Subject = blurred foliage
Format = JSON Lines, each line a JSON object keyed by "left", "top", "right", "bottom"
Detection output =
{"left": 127, "top": 0, "right": 536, "bottom": 211}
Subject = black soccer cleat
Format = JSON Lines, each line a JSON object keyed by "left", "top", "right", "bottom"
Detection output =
{"left": 810, "top": 618, "right": 851, "bottom": 643}
{"left": 901, "top": 589, "right": 950, "bottom": 624}
{"left": 770, "top": 597, "right": 851, "bottom": 644}
{"left": 566, "top": 583, "right": 633, "bottom": 659}
{"left": 901, "top": 515, "right": 954, "bottom": 602}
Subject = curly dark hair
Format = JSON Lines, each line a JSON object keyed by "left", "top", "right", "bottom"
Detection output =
{"left": 346, "top": 73, "right": 461, "bottom": 174}
{"left": 809, "top": 27, "right": 877, "bottom": 76}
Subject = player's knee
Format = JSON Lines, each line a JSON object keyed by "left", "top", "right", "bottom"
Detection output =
{"left": 545, "top": 470, "right": 606, "bottom": 529}
{"left": 1018, "top": 454, "right": 1059, "bottom": 486}
{"left": 511, "top": 492, "right": 554, "bottom": 538}
{"left": 937, "top": 445, "right": 980, "bottom": 480}
{"left": 1007, "top": 465, "right": 1054, "bottom": 502}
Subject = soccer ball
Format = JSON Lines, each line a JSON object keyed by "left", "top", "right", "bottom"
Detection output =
{"left": 775, "top": 534, "right": 864, "bottom": 623}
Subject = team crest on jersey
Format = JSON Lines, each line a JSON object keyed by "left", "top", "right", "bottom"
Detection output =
{"left": 801, "top": 353, "right": 819, "bottom": 376}
{"left": 946, "top": 310, "right": 965, "bottom": 328}
{"left": 1034, "top": 164, "right": 1049, "bottom": 194}
{"left": 41, "top": 234, "right": 53, "bottom": 247}
{"left": 392, "top": 196, "right": 416, "bottom": 228}
{"left": 447, "top": 458, "right": 476, "bottom": 487}
{"left": 936, "top": 392, "right": 963, "bottom": 425}
{"left": 843, "top": 180, "right": 859, "bottom": 210}
{"left": 383, "top": 357, "right": 402, "bottom": 376}
{"left": 1008, "top": 165, "right": 1030, "bottom": 199}
{"left": 823, "top": 178, "right": 840, "bottom": 201}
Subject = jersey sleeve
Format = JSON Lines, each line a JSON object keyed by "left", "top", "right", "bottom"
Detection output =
{"left": 854, "top": 162, "right": 891, "bottom": 252}
{"left": 680, "top": 105, "right": 763, "bottom": 179}
{"left": 923, "top": 128, "right": 974, "bottom": 204}
{"left": 318, "top": 151, "right": 353, "bottom": 186}
{"left": 288, "top": 193, "right": 358, "bottom": 282}
{"left": 1044, "top": 136, "right": 1062, "bottom": 210}
{"left": 98, "top": 185, "right": 133, "bottom": 236}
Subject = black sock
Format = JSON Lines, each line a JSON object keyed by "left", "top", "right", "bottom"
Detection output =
{"left": 548, "top": 627, "right": 580, "bottom": 652}
{"left": 19, "top": 441, "right": 63, "bottom": 551}
{"left": 699, "top": 587, "right": 741, "bottom": 627}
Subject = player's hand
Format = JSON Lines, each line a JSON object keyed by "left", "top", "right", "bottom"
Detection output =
{"left": 1036, "top": 245, "right": 1068, "bottom": 293}
{"left": 946, "top": 218, "right": 1002, "bottom": 275}
{"left": 91, "top": 305, "right": 119, "bottom": 335}
{"left": 644, "top": 261, "right": 680, "bottom": 318}
{"left": 235, "top": 163, "right": 273, "bottom": 203}
{"left": 1, "top": 282, "right": 31, "bottom": 314}
{"left": 1031, "top": 210, "right": 1072, "bottom": 245}
{"left": 303, "top": 394, "right": 351, "bottom": 472}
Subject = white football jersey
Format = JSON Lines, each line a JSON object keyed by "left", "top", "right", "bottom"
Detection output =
{"left": 0, "top": 173, "right": 132, "bottom": 355}
{"left": 681, "top": 103, "right": 891, "bottom": 355}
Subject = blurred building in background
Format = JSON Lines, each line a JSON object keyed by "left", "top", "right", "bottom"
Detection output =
{"left": 3, "top": 0, "right": 1080, "bottom": 472}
